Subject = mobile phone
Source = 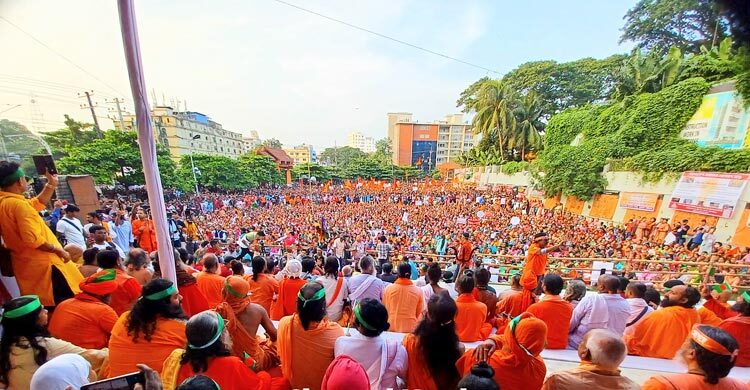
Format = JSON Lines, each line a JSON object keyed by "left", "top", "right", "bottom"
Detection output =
{"left": 32, "top": 155, "right": 58, "bottom": 175}
{"left": 81, "top": 371, "right": 145, "bottom": 389}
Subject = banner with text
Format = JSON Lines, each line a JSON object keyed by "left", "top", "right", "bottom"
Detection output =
{"left": 668, "top": 172, "right": 750, "bottom": 218}
{"left": 620, "top": 192, "right": 659, "bottom": 212}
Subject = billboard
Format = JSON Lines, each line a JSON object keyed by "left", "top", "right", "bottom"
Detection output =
{"left": 679, "top": 89, "right": 750, "bottom": 149}
{"left": 668, "top": 172, "right": 750, "bottom": 218}
{"left": 412, "top": 124, "right": 438, "bottom": 142}
{"left": 620, "top": 192, "right": 660, "bottom": 212}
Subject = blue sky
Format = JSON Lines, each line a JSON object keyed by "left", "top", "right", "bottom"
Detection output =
{"left": 0, "top": 0, "right": 635, "bottom": 149}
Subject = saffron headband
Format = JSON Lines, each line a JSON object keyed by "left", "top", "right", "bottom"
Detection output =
{"left": 0, "top": 167, "right": 25, "bottom": 187}
{"left": 188, "top": 312, "right": 226, "bottom": 350}
{"left": 297, "top": 287, "right": 326, "bottom": 307}
{"left": 2, "top": 295, "right": 42, "bottom": 319}
{"left": 353, "top": 304, "right": 376, "bottom": 331}
{"left": 691, "top": 327, "right": 738, "bottom": 362}
{"left": 144, "top": 283, "right": 177, "bottom": 301}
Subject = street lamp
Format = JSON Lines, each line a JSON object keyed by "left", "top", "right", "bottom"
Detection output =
{"left": 189, "top": 134, "right": 200, "bottom": 194}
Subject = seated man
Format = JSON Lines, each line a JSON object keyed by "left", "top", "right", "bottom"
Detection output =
{"left": 215, "top": 275, "right": 280, "bottom": 371}
{"left": 473, "top": 268, "right": 498, "bottom": 322}
{"left": 623, "top": 282, "right": 653, "bottom": 335}
{"left": 96, "top": 249, "right": 141, "bottom": 315}
{"left": 625, "top": 284, "right": 702, "bottom": 359}
{"left": 195, "top": 254, "right": 225, "bottom": 308}
{"left": 382, "top": 263, "right": 424, "bottom": 333}
{"left": 641, "top": 325, "right": 746, "bottom": 389}
{"left": 542, "top": 329, "right": 639, "bottom": 389}
{"left": 278, "top": 282, "right": 345, "bottom": 390}
{"left": 246, "top": 256, "right": 279, "bottom": 314}
{"left": 525, "top": 274, "right": 573, "bottom": 349}
{"left": 48, "top": 269, "right": 120, "bottom": 349}
{"left": 568, "top": 275, "right": 630, "bottom": 349}
{"left": 454, "top": 273, "right": 492, "bottom": 342}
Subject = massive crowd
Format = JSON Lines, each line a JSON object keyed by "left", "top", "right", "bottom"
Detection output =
{"left": 0, "top": 160, "right": 749, "bottom": 389}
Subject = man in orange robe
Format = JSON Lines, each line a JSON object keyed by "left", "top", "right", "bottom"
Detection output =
{"left": 247, "top": 257, "right": 279, "bottom": 314}
{"left": 517, "top": 232, "right": 561, "bottom": 313}
{"left": 454, "top": 273, "right": 491, "bottom": 342}
{"left": 271, "top": 260, "right": 306, "bottom": 320}
{"left": 625, "top": 285, "right": 702, "bottom": 359}
{"left": 195, "top": 254, "right": 225, "bottom": 308}
{"left": 49, "top": 269, "right": 119, "bottom": 349}
{"left": 107, "top": 280, "right": 187, "bottom": 378}
{"left": 525, "top": 274, "right": 573, "bottom": 349}
{"left": 278, "top": 282, "right": 344, "bottom": 390}
{"left": 215, "top": 275, "right": 281, "bottom": 371}
{"left": 705, "top": 289, "right": 750, "bottom": 367}
{"left": 382, "top": 263, "right": 424, "bottom": 333}
{"left": 457, "top": 312, "right": 548, "bottom": 390}
{"left": 131, "top": 209, "right": 157, "bottom": 253}
{"left": 95, "top": 249, "right": 142, "bottom": 315}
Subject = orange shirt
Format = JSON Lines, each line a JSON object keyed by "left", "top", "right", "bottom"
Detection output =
{"left": 625, "top": 306, "right": 701, "bottom": 359}
{"left": 383, "top": 278, "right": 424, "bottom": 333}
{"left": 719, "top": 316, "right": 750, "bottom": 367}
{"left": 703, "top": 298, "right": 739, "bottom": 320}
{"left": 107, "top": 311, "right": 186, "bottom": 378}
{"left": 278, "top": 315, "right": 344, "bottom": 390}
{"left": 524, "top": 243, "right": 548, "bottom": 279}
{"left": 271, "top": 277, "right": 306, "bottom": 321}
{"left": 525, "top": 295, "right": 573, "bottom": 349}
{"left": 179, "top": 283, "right": 210, "bottom": 317}
{"left": 457, "top": 333, "right": 547, "bottom": 390}
{"left": 109, "top": 269, "right": 142, "bottom": 316}
{"left": 454, "top": 294, "right": 491, "bottom": 342}
{"left": 132, "top": 218, "right": 157, "bottom": 253}
{"left": 698, "top": 306, "right": 723, "bottom": 326}
{"left": 642, "top": 373, "right": 747, "bottom": 390}
{"left": 48, "top": 293, "right": 118, "bottom": 349}
{"left": 195, "top": 271, "right": 226, "bottom": 308}
{"left": 496, "top": 291, "right": 532, "bottom": 318}
{"left": 247, "top": 273, "right": 279, "bottom": 314}
{"left": 176, "top": 356, "right": 268, "bottom": 390}
{"left": 402, "top": 333, "right": 439, "bottom": 390}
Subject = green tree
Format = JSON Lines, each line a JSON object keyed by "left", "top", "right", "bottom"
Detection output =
{"left": 41, "top": 115, "right": 100, "bottom": 160}
{"left": 620, "top": 0, "right": 728, "bottom": 52}
{"left": 175, "top": 152, "right": 283, "bottom": 191}
{"left": 469, "top": 80, "right": 515, "bottom": 160}
{"left": 261, "top": 138, "right": 283, "bottom": 148}
{"left": 57, "top": 130, "right": 178, "bottom": 187}
{"left": 319, "top": 146, "right": 367, "bottom": 166}
{"left": 509, "top": 92, "right": 544, "bottom": 161}
{"left": 679, "top": 37, "right": 742, "bottom": 82}
{"left": 238, "top": 153, "right": 285, "bottom": 187}
{"left": 612, "top": 47, "right": 684, "bottom": 99}
{"left": 291, "top": 163, "right": 332, "bottom": 182}
{"left": 371, "top": 138, "right": 392, "bottom": 164}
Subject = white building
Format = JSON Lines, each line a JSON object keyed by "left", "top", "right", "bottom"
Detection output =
{"left": 242, "top": 130, "right": 262, "bottom": 154}
{"left": 436, "top": 114, "right": 475, "bottom": 164}
{"left": 347, "top": 131, "right": 376, "bottom": 153}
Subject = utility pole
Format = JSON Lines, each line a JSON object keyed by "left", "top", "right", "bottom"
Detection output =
{"left": 79, "top": 90, "right": 102, "bottom": 136}
{"left": 106, "top": 98, "right": 126, "bottom": 130}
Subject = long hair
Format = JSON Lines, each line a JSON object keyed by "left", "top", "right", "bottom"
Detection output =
{"left": 297, "top": 283, "right": 327, "bottom": 330}
{"left": 180, "top": 311, "right": 232, "bottom": 373}
{"left": 692, "top": 325, "right": 739, "bottom": 385}
{"left": 0, "top": 297, "right": 48, "bottom": 386}
{"left": 323, "top": 256, "right": 339, "bottom": 278}
{"left": 413, "top": 293, "right": 460, "bottom": 388}
{"left": 126, "top": 279, "right": 187, "bottom": 342}
{"left": 251, "top": 256, "right": 266, "bottom": 282}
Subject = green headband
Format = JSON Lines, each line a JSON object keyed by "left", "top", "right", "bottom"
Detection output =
{"left": 354, "top": 304, "right": 376, "bottom": 331}
{"left": 742, "top": 291, "right": 750, "bottom": 303}
{"left": 2, "top": 295, "right": 42, "bottom": 319}
{"left": 224, "top": 280, "right": 245, "bottom": 299}
{"left": 1, "top": 168, "right": 25, "bottom": 187}
{"left": 92, "top": 269, "right": 116, "bottom": 283}
{"left": 188, "top": 312, "right": 226, "bottom": 350}
{"left": 297, "top": 287, "right": 326, "bottom": 307}
{"left": 144, "top": 283, "right": 177, "bottom": 301}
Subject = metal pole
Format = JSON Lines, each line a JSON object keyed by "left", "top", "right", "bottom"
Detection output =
{"left": 189, "top": 148, "right": 199, "bottom": 194}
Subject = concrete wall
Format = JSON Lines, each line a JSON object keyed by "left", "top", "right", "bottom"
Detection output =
{"left": 457, "top": 168, "right": 750, "bottom": 247}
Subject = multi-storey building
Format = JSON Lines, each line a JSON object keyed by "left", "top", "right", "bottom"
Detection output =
{"left": 347, "top": 131, "right": 376, "bottom": 153}
{"left": 388, "top": 113, "right": 474, "bottom": 168}
{"left": 283, "top": 144, "right": 316, "bottom": 165}
{"left": 115, "top": 106, "right": 244, "bottom": 159}
{"left": 242, "top": 130, "right": 262, "bottom": 154}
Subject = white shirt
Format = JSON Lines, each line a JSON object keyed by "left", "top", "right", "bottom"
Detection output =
{"left": 333, "top": 238, "right": 346, "bottom": 258}
{"left": 91, "top": 241, "right": 126, "bottom": 260}
{"left": 83, "top": 222, "right": 118, "bottom": 240}
{"left": 56, "top": 217, "right": 86, "bottom": 249}
{"left": 334, "top": 331, "right": 407, "bottom": 390}
{"left": 317, "top": 275, "right": 349, "bottom": 322}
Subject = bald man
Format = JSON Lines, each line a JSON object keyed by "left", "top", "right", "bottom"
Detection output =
{"left": 543, "top": 329, "right": 639, "bottom": 389}
{"left": 568, "top": 275, "right": 630, "bottom": 349}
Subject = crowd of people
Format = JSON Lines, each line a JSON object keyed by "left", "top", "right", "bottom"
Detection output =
{"left": 0, "top": 160, "right": 749, "bottom": 389}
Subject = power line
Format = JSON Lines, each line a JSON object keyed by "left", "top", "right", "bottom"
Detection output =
{"left": 270, "top": 0, "right": 501, "bottom": 75}
{"left": 0, "top": 16, "right": 127, "bottom": 96}
{"left": 0, "top": 75, "right": 121, "bottom": 99}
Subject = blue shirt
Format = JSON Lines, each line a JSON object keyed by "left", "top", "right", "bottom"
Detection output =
{"left": 111, "top": 220, "right": 134, "bottom": 252}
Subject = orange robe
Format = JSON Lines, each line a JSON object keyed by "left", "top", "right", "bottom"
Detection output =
{"left": 455, "top": 293, "right": 492, "bottom": 342}
{"left": 109, "top": 269, "right": 142, "bottom": 316}
{"left": 195, "top": 271, "right": 225, "bottom": 309}
{"left": 277, "top": 314, "right": 344, "bottom": 390}
{"left": 48, "top": 293, "right": 118, "bottom": 349}
{"left": 457, "top": 313, "right": 547, "bottom": 390}
{"left": 642, "top": 373, "right": 748, "bottom": 390}
{"left": 0, "top": 192, "right": 83, "bottom": 306}
{"left": 517, "top": 243, "right": 547, "bottom": 312}
{"left": 176, "top": 356, "right": 287, "bottom": 390}
{"left": 698, "top": 306, "right": 723, "bottom": 326}
{"left": 703, "top": 298, "right": 739, "bottom": 320}
{"left": 132, "top": 218, "right": 157, "bottom": 253}
{"left": 271, "top": 277, "right": 306, "bottom": 321}
{"left": 248, "top": 274, "right": 279, "bottom": 314}
{"left": 718, "top": 316, "right": 750, "bottom": 367}
{"left": 402, "top": 333, "right": 439, "bottom": 390}
{"left": 107, "top": 311, "right": 187, "bottom": 378}
{"left": 525, "top": 295, "right": 573, "bottom": 349}
{"left": 625, "top": 306, "right": 701, "bottom": 359}
{"left": 382, "top": 278, "right": 424, "bottom": 333}
{"left": 215, "top": 301, "right": 280, "bottom": 371}
{"left": 178, "top": 282, "right": 210, "bottom": 317}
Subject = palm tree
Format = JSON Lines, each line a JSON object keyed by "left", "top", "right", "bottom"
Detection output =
{"left": 613, "top": 47, "right": 683, "bottom": 99}
{"left": 470, "top": 80, "right": 515, "bottom": 160}
{"left": 509, "top": 92, "right": 544, "bottom": 161}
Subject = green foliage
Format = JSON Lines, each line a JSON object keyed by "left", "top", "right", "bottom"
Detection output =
{"left": 620, "top": 0, "right": 728, "bottom": 52}
{"left": 625, "top": 141, "right": 750, "bottom": 182}
{"left": 292, "top": 163, "right": 332, "bottom": 182}
{"left": 500, "top": 161, "right": 529, "bottom": 175}
{"left": 41, "top": 115, "right": 100, "bottom": 160}
{"left": 175, "top": 152, "right": 283, "bottom": 191}
{"left": 57, "top": 130, "right": 178, "bottom": 187}
{"left": 319, "top": 146, "right": 367, "bottom": 166}
{"left": 261, "top": 138, "right": 283, "bottom": 148}
{"left": 371, "top": 138, "right": 392, "bottom": 165}
{"left": 679, "top": 38, "right": 742, "bottom": 83}
{"left": 537, "top": 78, "right": 710, "bottom": 199}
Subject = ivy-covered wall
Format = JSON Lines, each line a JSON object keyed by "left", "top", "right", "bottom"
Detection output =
{"left": 532, "top": 77, "right": 747, "bottom": 200}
